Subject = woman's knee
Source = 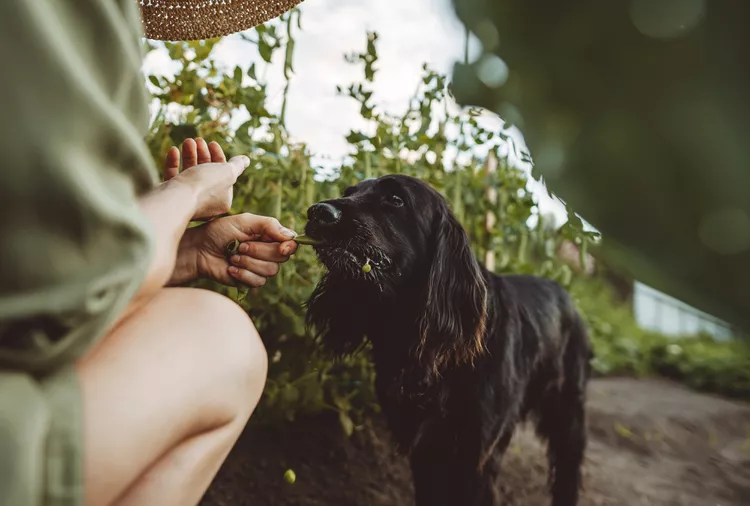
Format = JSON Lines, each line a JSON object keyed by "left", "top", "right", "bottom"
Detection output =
{"left": 174, "top": 288, "right": 268, "bottom": 420}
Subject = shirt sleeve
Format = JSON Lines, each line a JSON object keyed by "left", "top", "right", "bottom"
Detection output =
{"left": 0, "top": 0, "right": 158, "bottom": 374}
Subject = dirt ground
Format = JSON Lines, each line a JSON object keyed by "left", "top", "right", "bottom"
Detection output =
{"left": 201, "top": 377, "right": 750, "bottom": 506}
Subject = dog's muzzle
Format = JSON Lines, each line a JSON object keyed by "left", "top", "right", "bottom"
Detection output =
{"left": 303, "top": 202, "right": 395, "bottom": 284}
{"left": 307, "top": 202, "right": 341, "bottom": 226}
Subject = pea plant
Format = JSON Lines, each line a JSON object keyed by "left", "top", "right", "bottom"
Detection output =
{"left": 143, "top": 12, "right": 596, "bottom": 433}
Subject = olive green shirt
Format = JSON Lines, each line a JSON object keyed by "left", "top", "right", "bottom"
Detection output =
{"left": 0, "top": 1, "right": 157, "bottom": 504}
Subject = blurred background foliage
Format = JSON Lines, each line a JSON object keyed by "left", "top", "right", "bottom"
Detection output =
{"left": 143, "top": 9, "right": 750, "bottom": 433}
{"left": 449, "top": 0, "right": 750, "bottom": 335}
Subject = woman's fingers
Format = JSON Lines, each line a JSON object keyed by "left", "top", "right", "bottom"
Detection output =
{"left": 196, "top": 138, "right": 211, "bottom": 165}
{"left": 237, "top": 242, "right": 291, "bottom": 263}
{"left": 227, "top": 155, "right": 251, "bottom": 180}
{"left": 208, "top": 142, "right": 227, "bottom": 163}
{"left": 172, "top": 138, "right": 225, "bottom": 174}
{"left": 228, "top": 255, "right": 280, "bottom": 277}
{"left": 227, "top": 266, "right": 269, "bottom": 287}
{"left": 233, "top": 213, "right": 297, "bottom": 243}
{"left": 181, "top": 138, "right": 198, "bottom": 169}
{"left": 279, "top": 240, "right": 297, "bottom": 256}
{"left": 164, "top": 146, "right": 180, "bottom": 180}
{"left": 178, "top": 138, "right": 242, "bottom": 179}
{"left": 254, "top": 236, "right": 298, "bottom": 256}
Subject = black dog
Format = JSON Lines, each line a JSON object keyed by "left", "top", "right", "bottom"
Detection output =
{"left": 304, "top": 174, "right": 592, "bottom": 506}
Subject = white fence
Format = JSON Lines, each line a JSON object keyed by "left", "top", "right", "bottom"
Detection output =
{"left": 633, "top": 281, "right": 733, "bottom": 340}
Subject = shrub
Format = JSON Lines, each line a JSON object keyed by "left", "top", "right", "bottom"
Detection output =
{"left": 143, "top": 13, "right": 748, "bottom": 433}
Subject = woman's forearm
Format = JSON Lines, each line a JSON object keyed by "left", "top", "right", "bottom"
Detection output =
{"left": 138, "top": 180, "right": 198, "bottom": 293}
{"left": 114, "top": 180, "right": 198, "bottom": 325}
{"left": 107, "top": 143, "right": 248, "bottom": 329}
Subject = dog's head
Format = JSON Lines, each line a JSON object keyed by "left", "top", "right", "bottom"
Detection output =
{"left": 304, "top": 175, "right": 439, "bottom": 285}
{"left": 305, "top": 175, "right": 488, "bottom": 374}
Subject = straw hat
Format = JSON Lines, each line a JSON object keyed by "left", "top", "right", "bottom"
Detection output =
{"left": 139, "top": 0, "right": 304, "bottom": 41}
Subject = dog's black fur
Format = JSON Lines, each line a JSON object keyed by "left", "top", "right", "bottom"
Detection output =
{"left": 304, "top": 175, "right": 593, "bottom": 506}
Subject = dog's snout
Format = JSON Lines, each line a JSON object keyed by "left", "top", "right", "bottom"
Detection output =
{"left": 307, "top": 202, "right": 341, "bottom": 225}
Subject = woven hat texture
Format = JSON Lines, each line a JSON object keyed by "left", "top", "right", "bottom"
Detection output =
{"left": 139, "top": 0, "right": 303, "bottom": 41}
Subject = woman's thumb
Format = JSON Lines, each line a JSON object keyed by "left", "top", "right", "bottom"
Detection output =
{"left": 228, "top": 155, "right": 251, "bottom": 178}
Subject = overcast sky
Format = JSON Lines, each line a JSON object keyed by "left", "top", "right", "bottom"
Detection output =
{"left": 143, "top": 0, "right": 569, "bottom": 226}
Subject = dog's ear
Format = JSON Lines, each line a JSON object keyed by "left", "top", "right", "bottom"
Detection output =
{"left": 417, "top": 210, "right": 488, "bottom": 377}
{"left": 305, "top": 275, "right": 367, "bottom": 357}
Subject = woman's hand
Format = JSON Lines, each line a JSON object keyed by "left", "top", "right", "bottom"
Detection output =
{"left": 163, "top": 138, "right": 248, "bottom": 220}
{"left": 174, "top": 213, "right": 298, "bottom": 287}
{"left": 165, "top": 138, "right": 298, "bottom": 287}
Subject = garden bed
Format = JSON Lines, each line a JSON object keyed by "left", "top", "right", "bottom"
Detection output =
{"left": 201, "top": 377, "right": 750, "bottom": 506}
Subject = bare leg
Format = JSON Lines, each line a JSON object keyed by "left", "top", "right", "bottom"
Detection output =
{"left": 114, "top": 417, "right": 244, "bottom": 506}
{"left": 76, "top": 287, "right": 267, "bottom": 506}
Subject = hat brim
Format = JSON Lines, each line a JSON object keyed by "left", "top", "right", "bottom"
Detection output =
{"left": 140, "top": 0, "right": 304, "bottom": 41}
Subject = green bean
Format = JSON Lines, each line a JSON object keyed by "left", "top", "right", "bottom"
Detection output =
{"left": 294, "top": 234, "right": 323, "bottom": 246}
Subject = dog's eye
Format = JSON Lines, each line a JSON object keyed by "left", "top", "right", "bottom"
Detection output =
{"left": 387, "top": 195, "right": 404, "bottom": 207}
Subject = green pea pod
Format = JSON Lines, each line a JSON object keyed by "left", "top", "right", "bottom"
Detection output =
{"left": 579, "top": 237, "right": 588, "bottom": 273}
{"left": 273, "top": 178, "right": 283, "bottom": 219}
{"left": 558, "top": 264, "right": 573, "bottom": 287}
{"left": 294, "top": 234, "right": 323, "bottom": 246}
{"left": 451, "top": 169, "right": 464, "bottom": 223}
{"left": 305, "top": 177, "right": 316, "bottom": 207}
{"left": 518, "top": 228, "right": 528, "bottom": 265}
{"left": 297, "top": 154, "right": 308, "bottom": 209}
{"left": 364, "top": 151, "right": 372, "bottom": 179}
{"left": 224, "top": 239, "right": 240, "bottom": 256}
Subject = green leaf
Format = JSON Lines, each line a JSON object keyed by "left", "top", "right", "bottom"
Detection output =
{"left": 365, "top": 65, "right": 376, "bottom": 82}
{"left": 193, "top": 39, "right": 217, "bottom": 60}
{"left": 259, "top": 40, "right": 274, "bottom": 63}
{"left": 169, "top": 123, "right": 199, "bottom": 146}
{"left": 166, "top": 42, "right": 185, "bottom": 60}
{"left": 285, "top": 38, "right": 295, "bottom": 78}
{"left": 345, "top": 130, "right": 368, "bottom": 145}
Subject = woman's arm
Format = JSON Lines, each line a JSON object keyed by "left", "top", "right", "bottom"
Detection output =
{"left": 110, "top": 180, "right": 197, "bottom": 327}
{"left": 135, "top": 180, "right": 198, "bottom": 295}
{"left": 164, "top": 140, "right": 298, "bottom": 289}
{"left": 112, "top": 141, "right": 250, "bottom": 327}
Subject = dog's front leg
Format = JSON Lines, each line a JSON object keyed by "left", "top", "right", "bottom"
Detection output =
{"left": 409, "top": 420, "right": 502, "bottom": 506}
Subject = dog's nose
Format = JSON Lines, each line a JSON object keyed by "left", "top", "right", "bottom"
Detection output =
{"left": 307, "top": 202, "right": 341, "bottom": 225}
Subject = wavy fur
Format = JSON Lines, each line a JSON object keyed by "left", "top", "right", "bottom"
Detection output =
{"left": 304, "top": 175, "right": 593, "bottom": 506}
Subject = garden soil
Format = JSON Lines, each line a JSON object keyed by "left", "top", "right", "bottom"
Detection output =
{"left": 201, "top": 377, "right": 750, "bottom": 506}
